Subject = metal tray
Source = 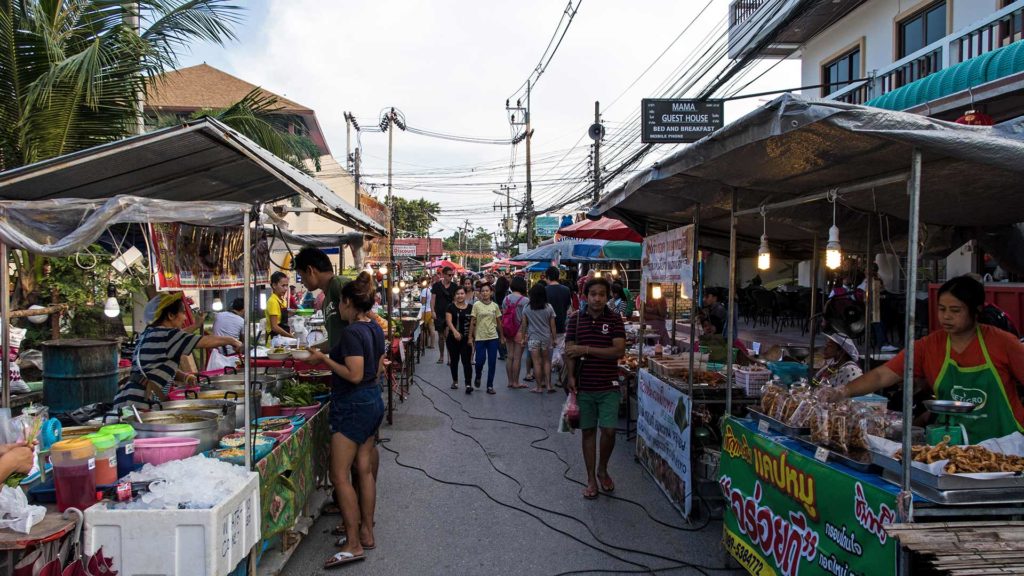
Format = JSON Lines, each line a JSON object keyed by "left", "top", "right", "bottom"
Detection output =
{"left": 791, "top": 436, "right": 877, "bottom": 472}
{"left": 879, "top": 470, "right": 1024, "bottom": 506}
{"left": 871, "top": 449, "right": 1024, "bottom": 491}
{"left": 747, "top": 407, "right": 810, "bottom": 437}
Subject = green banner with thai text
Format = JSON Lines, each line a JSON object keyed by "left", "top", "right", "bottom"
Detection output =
{"left": 718, "top": 417, "right": 897, "bottom": 576}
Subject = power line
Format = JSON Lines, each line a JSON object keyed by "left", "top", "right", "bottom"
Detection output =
{"left": 506, "top": 0, "right": 584, "bottom": 103}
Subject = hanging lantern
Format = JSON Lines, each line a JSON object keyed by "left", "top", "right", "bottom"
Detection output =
{"left": 954, "top": 109, "right": 994, "bottom": 126}
{"left": 757, "top": 206, "right": 771, "bottom": 271}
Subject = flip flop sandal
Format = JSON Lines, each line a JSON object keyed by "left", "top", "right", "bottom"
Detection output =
{"left": 597, "top": 474, "right": 615, "bottom": 493}
{"left": 324, "top": 551, "right": 365, "bottom": 568}
{"left": 524, "top": 375, "right": 535, "bottom": 382}
{"left": 582, "top": 486, "right": 599, "bottom": 500}
{"left": 335, "top": 536, "right": 376, "bottom": 550}
{"left": 331, "top": 524, "right": 345, "bottom": 536}
{"left": 530, "top": 388, "right": 544, "bottom": 394}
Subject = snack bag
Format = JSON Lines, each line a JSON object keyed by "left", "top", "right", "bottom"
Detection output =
{"left": 760, "top": 383, "right": 786, "bottom": 415}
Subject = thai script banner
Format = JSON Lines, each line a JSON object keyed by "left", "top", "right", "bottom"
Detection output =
{"left": 636, "top": 369, "right": 691, "bottom": 517}
{"left": 641, "top": 225, "right": 693, "bottom": 302}
{"left": 149, "top": 224, "right": 269, "bottom": 291}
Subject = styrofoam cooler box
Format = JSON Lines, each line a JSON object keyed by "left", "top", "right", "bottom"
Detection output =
{"left": 83, "top": 472, "right": 261, "bottom": 576}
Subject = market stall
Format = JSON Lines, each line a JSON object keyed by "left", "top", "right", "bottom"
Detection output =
{"left": 589, "top": 94, "right": 1024, "bottom": 574}
{"left": 0, "top": 117, "right": 385, "bottom": 575}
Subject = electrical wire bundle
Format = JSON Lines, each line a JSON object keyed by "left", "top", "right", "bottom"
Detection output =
{"left": 373, "top": 374, "right": 735, "bottom": 576}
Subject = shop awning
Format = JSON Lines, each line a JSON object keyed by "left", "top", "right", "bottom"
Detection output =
{"left": 0, "top": 117, "right": 386, "bottom": 236}
{"left": 557, "top": 217, "right": 643, "bottom": 242}
{"left": 589, "top": 93, "right": 1024, "bottom": 259}
{"left": 517, "top": 239, "right": 604, "bottom": 263}
{"left": 866, "top": 42, "right": 1024, "bottom": 112}
{"left": 0, "top": 196, "right": 249, "bottom": 256}
{"left": 570, "top": 240, "right": 642, "bottom": 260}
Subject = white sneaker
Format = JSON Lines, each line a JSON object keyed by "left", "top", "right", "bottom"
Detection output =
{"left": 880, "top": 345, "right": 899, "bottom": 353}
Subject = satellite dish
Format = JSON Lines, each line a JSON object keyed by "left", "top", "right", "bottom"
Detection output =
{"left": 588, "top": 123, "right": 605, "bottom": 141}
{"left": 822, "top": 297, "right": 866, "bottom": 339}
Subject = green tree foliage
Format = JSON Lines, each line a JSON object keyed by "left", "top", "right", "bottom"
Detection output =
{"left": 392, "top": 197, "right": 439, "bottom": 237}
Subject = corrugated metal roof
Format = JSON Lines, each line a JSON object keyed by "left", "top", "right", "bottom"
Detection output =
{"left": 0, "top": 118, "right": 385, "bottom": 236}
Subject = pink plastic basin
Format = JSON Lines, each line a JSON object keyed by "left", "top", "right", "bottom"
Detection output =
{"left": 281, "top": 405, "right": 320, "bottom": 421}
{"left": 133, "top": 437, "right": 199, "bottom": 465}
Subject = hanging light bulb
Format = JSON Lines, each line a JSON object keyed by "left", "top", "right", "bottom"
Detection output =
{"left": 420, "top": 279, "right": 428, "bottom": 288}
{"left": 378, "top": 264, "right": 389, "bottom": 276}
{"left": 611, "top": 268, "right": 619, "bottom": 277}
{"left": 258, "top": 289, "right": 267, "bottom": 311}
{"left": 391, "top": 286, "right": 400, "bottom": 295}
{"left": 757, "top": 206, "right": 771, "bottom": 271}
{"left": 211, "top": 290, "right": 224, "bottom": 312}
{"left": 825, "top": 190, "right": 842, "bottom": 270}
{"left": 103, "top": 284, "right": 120, "bottom": 318}
{"left": 594, "top": 270, "right": 602, "bottom": 278}
{"left": 399, "top": 280, "right": 407, "bottom": 289}
{"left": 651, "top": 283, "right": 663, "bottom": 300}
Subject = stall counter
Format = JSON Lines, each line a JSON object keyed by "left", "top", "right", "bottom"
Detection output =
{"left": 719, "top": 416, "right": 898, "bottom": 576}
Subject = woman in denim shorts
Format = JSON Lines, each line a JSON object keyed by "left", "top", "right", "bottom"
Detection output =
{"left": 308, "top": 271, "right": 385, "bottom": 568}
{"left": 518, "top": 282, "right": 557, "bottom": 393}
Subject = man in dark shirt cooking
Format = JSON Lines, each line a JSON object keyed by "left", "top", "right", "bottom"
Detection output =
{"left": 565, "top": 277, "right": 626, "bottom": 500}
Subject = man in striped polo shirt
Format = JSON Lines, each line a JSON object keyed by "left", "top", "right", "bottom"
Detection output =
{"left": 565, "top": 277, "right": 626, "bottom": 500}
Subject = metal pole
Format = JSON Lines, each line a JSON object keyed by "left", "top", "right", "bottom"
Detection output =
{"left": 242, "top": 212, "right": 252, "bottom": 471}
{"left": 808, "top": 235, "right": 819, "bottom": 382}
{"left": 864, "top": 215, "right": 873, "bottom": 373}
{"left": 671, "top": 284, "right": 678, "bottom": 346}
{"left": 900, "top": 149, "right": 923, "bottom": 523}
{"left": 726, "top": 190, "right": 737, "bottom": 418}
{"left": 354, "top": 147, "right": 361, "bottom": 211}
{"left": 688, "top": 205, "right": 700, "bottom": 399}
{"left": 387, "top": 111, "right": 396, "bottom": 426}
{"left": 593, "top": 101, "right": 601, "bottom": 204}
{"left": 525, "top": 80, "right": 534, "bottom": 248}
{"left": 1, "top": 243, "right": 8, "bottom": 410}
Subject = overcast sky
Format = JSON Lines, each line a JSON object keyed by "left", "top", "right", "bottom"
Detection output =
{"left": 180, "top": 0, "right": 799, "bottom": 240}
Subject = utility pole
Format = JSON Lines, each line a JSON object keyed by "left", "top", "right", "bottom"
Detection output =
{"left": 345, "top": 112, "right": 352, "bottom": 171}
{"left": 593, "top": 101, "right": 601, "bottom": 203}
{"left": 493, "top": 184, "right": 519, "bottom": 253}
{"left": 387, "top": 109, "right": 395, "bottom": 267}
{"left": 525, "top": 80, "right": 534, "bottom": 248}
{"left": 460, "top": 220, "right": 472, "bottom": 267}
{"left": 353, "top": 147, "right": 361, "bottom": 211}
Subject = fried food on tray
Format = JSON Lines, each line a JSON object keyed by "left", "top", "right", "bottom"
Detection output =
{"left": 895, "top": 435, "right": 1024, "bottom": 473}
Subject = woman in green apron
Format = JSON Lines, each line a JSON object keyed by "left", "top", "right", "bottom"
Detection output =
{"left": 837, "top": 275, "right": 1024, "bottom": 442}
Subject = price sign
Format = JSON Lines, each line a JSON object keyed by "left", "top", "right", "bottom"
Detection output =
{"left": 757, "top": 419, "right": 770, "bottom": 434}
{"left": 814, "top": 446, "right": 830, "bottom": 462}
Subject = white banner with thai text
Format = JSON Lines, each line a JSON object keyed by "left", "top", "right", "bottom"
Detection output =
{"left": 636, "top": 369, "right": 692, "bottom": 517}
{"left": 640, "top": 225, "right": 693, "bottom": 302}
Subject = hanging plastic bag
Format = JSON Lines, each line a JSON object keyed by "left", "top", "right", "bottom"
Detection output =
{"left": 559, "top": 392, "right": 579, "bottom": 433}
{"left": 0, "top": 485, "right": 45, "bottom": 533}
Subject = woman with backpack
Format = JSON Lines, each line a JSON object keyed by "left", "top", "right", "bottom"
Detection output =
{"left": 502, "top": 276, "right": 530, "bottom": 389}
{"left": 519, "top": 282, "right": 557, "bottom": 393}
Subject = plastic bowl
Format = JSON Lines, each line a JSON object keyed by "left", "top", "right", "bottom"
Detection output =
{"left": 290, "top": 349, "right": 311, "bottom": 361}
{"left": 266, "top": 352, "right": 290, "bottom": 361}
{"left": 219, "top": 432, "right": 275, "bottom": 451}
{"left": 281, "top": 405, "right": 320, "bottom": 421}
{"left": 133, "top": 437, "right": 200, "bottom": 465}
{"left": 261, "top": 428, "right": 292, "bottom": 444}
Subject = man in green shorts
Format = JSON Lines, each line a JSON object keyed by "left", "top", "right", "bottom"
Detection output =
{"left": 564, "top": 277, "right": 626, "bottom": 500}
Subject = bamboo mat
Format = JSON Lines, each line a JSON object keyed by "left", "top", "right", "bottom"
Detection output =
{"left": 887, "top": 522, "right": 1024, "bottom": 575}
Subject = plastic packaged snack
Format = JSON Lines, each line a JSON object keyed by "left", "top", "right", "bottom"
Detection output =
{"left": 760, "top": 383, "right": 786, "bottom": 416}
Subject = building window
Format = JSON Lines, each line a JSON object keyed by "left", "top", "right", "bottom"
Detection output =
{"left": 898, "top": 1, "right": 947, "bottom": 58}
{"left": 822, "top": 48, "right": 860, "bottom": 96}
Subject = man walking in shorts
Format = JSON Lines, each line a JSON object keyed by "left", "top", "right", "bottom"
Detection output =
{"left": 431, "top": 267, "right": 457, "bottom": 363}
{"left": 565, "top": 277, "right": 625, "bottom": 500}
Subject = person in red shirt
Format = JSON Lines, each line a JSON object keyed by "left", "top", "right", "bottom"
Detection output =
{"left": 838, "top": 275, "right": 1024, "bottom": 442}
{"left": 565, "top": 277, "right": 626, "bottom": 500}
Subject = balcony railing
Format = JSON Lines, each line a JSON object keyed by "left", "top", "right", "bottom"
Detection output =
{"left": 730, "top": 0, "right": 769, "bottom": 29}
{"left": 826, "top": 0, "right": 1024, "bottom": 105}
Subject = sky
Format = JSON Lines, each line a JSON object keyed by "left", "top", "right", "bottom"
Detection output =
{"left": 179, "top": 0, "right": 800, "bottom": 241}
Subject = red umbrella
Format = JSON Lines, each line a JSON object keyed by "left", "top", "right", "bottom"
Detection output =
{"left": 427, "top": 259, "right": 465, "bottom": 272}
{"left": 557, "top": 217, "right": 643, "bottom": 242}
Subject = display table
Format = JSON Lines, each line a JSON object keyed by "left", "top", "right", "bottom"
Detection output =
{"left": 256, "top": 404, "right": 330, "bottom": 544}
{"left": 719, "top": 416, "right": 901, "bottom": 576}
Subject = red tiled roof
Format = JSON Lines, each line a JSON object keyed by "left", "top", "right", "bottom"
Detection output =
{"left": 145, "top": 63, "right": 312, "bottom": 113}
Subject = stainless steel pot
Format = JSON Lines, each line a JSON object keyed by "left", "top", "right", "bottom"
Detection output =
{"left": 158, "top": 399, "right": 237, "bottom": 438}
{"left": 123, "top": 410, "right": 220, "bottom": 452}
{"left": 194, "top": 389, "right": 257, "bottom": 426}
{"left": 200, "top": 372, "right": 273, "bottom": 391}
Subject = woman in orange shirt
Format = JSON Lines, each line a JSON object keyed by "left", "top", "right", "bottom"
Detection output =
{"left": 838, "top": 275, "right": 1024, "bottom": 442}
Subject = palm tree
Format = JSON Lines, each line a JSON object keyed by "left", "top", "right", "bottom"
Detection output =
{"left": 0, "top": 0, "right": 242, "bottom": 171}
{"left": 0, "top": 0, "right": 241, "bottom": 305}
{"left": 152, "top": 87, "right": 323, "bottom": 174}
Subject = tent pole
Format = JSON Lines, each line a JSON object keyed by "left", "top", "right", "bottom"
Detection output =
{"left": 864, "top": 216, "right": 873, "bottom": 373}
{"left": 900, "top": 149, "right": 923, "bottom": 518}
{"left": 808, "top": 235, "right": 820, "bottom": 382}
{"left": 671, "top": 283, "right": 678, "bottom": 347}
{"left": 243, "top": 211, "right": 252, "bottom": 472}
{"left": 1, "top": 242, "right": 8, "bottom": 410}
{"left": 726, "top": 190, "right": 737, "bottom": 419}
{"left": 687, "top": 205, "right": 700, "bottom": 399}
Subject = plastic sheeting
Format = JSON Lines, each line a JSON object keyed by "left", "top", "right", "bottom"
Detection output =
{"left": 0, "top": 196, "right": 249, "bottom": 256}
{"left": 590, "top": 94, "right": 1024, "bottom": 259}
